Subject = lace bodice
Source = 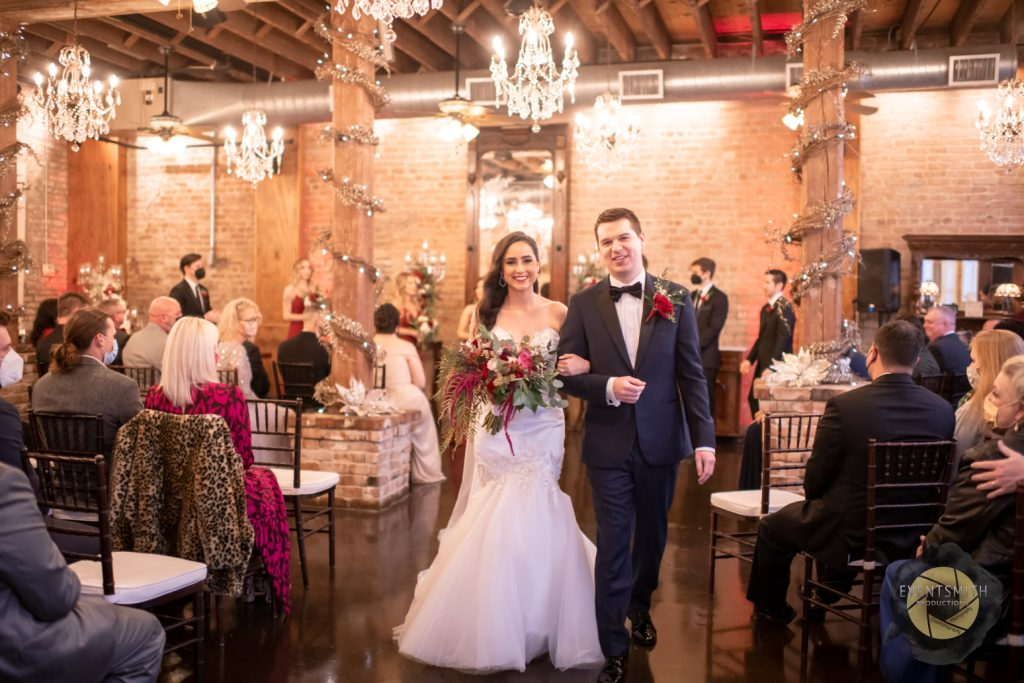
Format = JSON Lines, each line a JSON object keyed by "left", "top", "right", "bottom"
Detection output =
{"left": 490, "top": 326, "right": 560, "bottom": 359}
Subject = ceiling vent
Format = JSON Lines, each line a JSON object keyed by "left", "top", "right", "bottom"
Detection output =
{"left": 465, "top": 77, "right": 499, "bottom": 106}
{"left": 785, "top": 63, "right": 804, "bottom": 90}
{"left": 618, "top": 69, "right": 664, "bottom": 100}
{"left": 948, "top": 54, "right": 1000, "bottom": 86}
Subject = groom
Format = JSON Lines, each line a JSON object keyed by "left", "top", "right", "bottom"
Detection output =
{"left": 559, "top": 208, "right": 717, "bottom": 683}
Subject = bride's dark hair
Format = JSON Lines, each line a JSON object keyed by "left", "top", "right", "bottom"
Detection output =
{"left": 477, "top": 231, "right": 540, "bottom": 331}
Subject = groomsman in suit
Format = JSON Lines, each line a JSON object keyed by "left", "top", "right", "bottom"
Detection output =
{"left": 689, "top": 257, "right": 729, "bottom": 413}
{"left": 169, "top": 253, "right": 213, "bottom": 320}
{"left": 740, "top": 269, "right": 796, "bottom": 417}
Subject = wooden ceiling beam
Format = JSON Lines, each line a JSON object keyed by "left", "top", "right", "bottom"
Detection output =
{"left": 479, "top": 0, "right": 519, "bottom": 33}
{"left": 275, "top": 0, "right": 322, "bottom": 23}
{"left": 144, "top": 12, "right": 311, "bottom": 80}
{"left": 596, "top": 1, "right": 636, "bottom": 62}
{"left": 216, "top": 11, "right": 324, "bottom": 67}
{"left": 438, "top": 2, "right": 512, "bottom": 55}
{"left": 0, "top": 0, "right": 279, "bottom": 22}
{"left": 898, "top": 0, "right": 930, "bottom": 50}
{"left": 634, "top": 1, "right": 671, "bottom": 60}
{"left": 1000, "top": 0, "right": 1024, "bottom": 44}
{"left": 454, "top": 0, "right": 483, "bottom": 24}
{"left": 951, "top": 0, "right": 989, "bottom": 47}
{"left": 553, "top": 4, "right": 595, "bottom": 64}
{"left": 848, "top": 9, "right": 863, "bottom": 50}
{"left": 391, "top": 20, "right": 451, "bottom": 71}
{"left": 45, "top": 18, "right": 191, "bottom": 70}
{"left": 24, "top": 36, "right": 128, "bottom": 80}
{"left": 24, "top": 24, "right": 149, "bottom": 74}
{"left": 243, "top": 3, "right": 308, "bottom": 36}
{"left": 691, "top": 1, "right": 717, "bottom": 58}
{"left": 749, "top": 0, "right": 763, "bottom": 56}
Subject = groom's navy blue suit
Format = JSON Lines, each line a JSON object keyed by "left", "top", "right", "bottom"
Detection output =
{"left": 559, "top": 273, "right": 716, "bottom": 657}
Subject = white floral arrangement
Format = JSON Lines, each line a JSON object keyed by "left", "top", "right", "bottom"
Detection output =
{"left": 763, "top": 349, "right": 832, "bottom": 388}
{"left": 314, "top": 378, "right": 398, "bottom": 415}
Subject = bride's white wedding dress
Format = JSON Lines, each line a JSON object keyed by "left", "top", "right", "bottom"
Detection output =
{"left": 395, "top": 326, "right": 604, "bottom": 673}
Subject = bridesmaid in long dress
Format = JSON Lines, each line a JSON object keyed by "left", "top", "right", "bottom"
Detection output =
{"left": 373, "top": 304, "right": 445, "bottom": 484}
{"left": 282, "top": 258, "right": 313, "bottom": 340}
{"left": 395, "top": 272, "right": 422, "bottom": 347}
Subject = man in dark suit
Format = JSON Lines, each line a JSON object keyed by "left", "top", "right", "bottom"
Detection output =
{"left": 745, "top": 320, "right": 955, "bottom": 624}
{"left": 689, "top": 257, "right": 729, "bottom": 412}
{"left": 559, "top": 208, "right": 716, "bottom": 683}
{"left": 169, "top": 252, "right": 212, "bottom": 319}
{"left": 277, "top": 305, "right": 331, "bottom": 389}
{"left": 0, "top": 312, "right": 22, "bottom": 469}
{"left": 924, "top": 305, "right": 972, "bottom": 403}
{"left": 35, "top": 291, "right": 89, "bottom": 376}
{"left": 740, "top": 269, "right": 796, "bottom": 417}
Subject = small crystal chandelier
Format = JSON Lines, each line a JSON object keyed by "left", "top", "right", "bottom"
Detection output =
{"left": 574, "top": 92, "right": 640, "bottom": 174}
{"left": 32, "top": 4, "right": 120, "bottom": 153}
{"left": 490, "top": 5, "right": 579, "bottom": 133}
{"left": 223, "top": 110, "right": 285, "bottom": 186}
{"left": 976, "top": 79, "right": 1024, "bottom": 171}
{"left": 333, "top": 0, "right": 441, "bottom": 43}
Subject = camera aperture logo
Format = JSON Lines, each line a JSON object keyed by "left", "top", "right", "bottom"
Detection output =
{"left": 900, "top": 566, "right": 985, "bottom": 640}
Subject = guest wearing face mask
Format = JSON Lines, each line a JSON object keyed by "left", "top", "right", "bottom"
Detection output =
{"left": 689, "top": 258, "right": 728, "bottom": 412}
{"left": 0, "top": 312, "right": 24, "bottom": 469}
{"left": 952, "top": 330, "right": 1024, "bottom": 471}
{"left": 31, "top": 308, "right": 143, "bottom": 456}
{"left": 170, "top": 252, "right": 216, "bottom": 321}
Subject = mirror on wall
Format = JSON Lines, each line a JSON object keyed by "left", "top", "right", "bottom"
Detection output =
{"left": 466, "top": 126, "right": 569, "bottom": 304}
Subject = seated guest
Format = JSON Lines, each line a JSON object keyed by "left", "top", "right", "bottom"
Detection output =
{"left": 217, "top": 298, "right": 264, "bottom": 400}
{"left": 145, "top": 316, "right": 291, "bottom": 610}
{"left": 36, "top": 291, "right": 89, "bottom": 376}
{"left": 0, "top": 462, "right": 165, "bottom": 683}
{"left": 898, "top": 315, "right": 941, "bottom": 379}
{"left": 746, "top": 320, "right": 955, "bottom": 624}
{"left": 29, "top": 297, "right": 58, "bottom": 347}
{"left": 0, "top": 313, "right": 23, "bottom": 469}
{"left": 994, "top": 318, "right": 1024, "bottom": 343}
{"left": 924, "top": 305, "right": 972, "bottom": 403}
{"left": 373, "top": 304, "right": 445, "bottom": 484}
{"left": 953, "top": 330, "right": 1024, "bottom": 468}
{"left": 32, "top": 308, "right": 143, "bottom": 455}
{"left": 122, "top": 296, "right": 181, "bottom": 371}
{"left": 96, "top": 298, "right": 129, "bottom": 366}
{"left": 276, "top": 300, "right": 331, "bottom": 389}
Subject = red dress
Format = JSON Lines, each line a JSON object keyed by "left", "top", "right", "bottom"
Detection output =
{"left": 144, "top": 382, "right": 291, "bottom": 611}
{"left": 397, "top": 308, "right": 419, "bottom": 346}
{"left": 287, "top": 296, "right": 304, "bottom": 339}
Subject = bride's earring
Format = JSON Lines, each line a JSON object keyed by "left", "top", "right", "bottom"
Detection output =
{"left": 499, "top": 275, "right": 507, "bottom": 288}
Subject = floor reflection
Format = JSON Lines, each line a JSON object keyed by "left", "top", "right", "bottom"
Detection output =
{"left": 188, "top": 433, "right": 882, "bottom": 683}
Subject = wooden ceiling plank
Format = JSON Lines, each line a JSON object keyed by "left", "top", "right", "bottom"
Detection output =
{"left": 1, "top": 0, "right": 279, "bottom": 22}
{"left": 596, "top": 2, "right": 636, "bottom": 62}
{"left": 951, "top": 0, "right": 989, "bottom": 47}
{"left": 998, "top": 0, "right": 1024, "bottom": 43}
{"left": 438, "top": 2, "right": 512, "bottom": 54}
{"left": 244, "top": 3, "right": 307, "bottom": 36}
{"left": 692, "top": 1, "right": 717, "bottom": 59}
{"left": 455, "top": 0, "right": 483, "bottom": 24}
{"left": 391, "top": 20, "right": 450, "bottom": 71}
{"left": 217, "top": 10, "right": 324, "bottom": 65}
{"left": 749, "top": 0, "right": 763, "bottom": 56}
{"left": 635, "top": 1, "right": 671, "bottom": 60}
{"left": 553, "top": 4, "right": 595, "bottom": 64}
{"left": 276, "top": 0, "right": 324, "bottom": 23}
{"left": 899, "top": 0, "right": 929, "bottom": 50}
{"left": 478, "top": 0, "right": 520, "bottom": 33}
{"left": 26, "top": 24, "right": 148, "bottom": 73}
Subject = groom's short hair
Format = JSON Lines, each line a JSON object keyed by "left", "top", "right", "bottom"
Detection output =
{"left": 594, "top": 208, "right": 642, "bottom": 239}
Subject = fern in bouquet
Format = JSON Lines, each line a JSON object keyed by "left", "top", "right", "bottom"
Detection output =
{"left": 436, "top": 325, "right": 568, "bottom": 456}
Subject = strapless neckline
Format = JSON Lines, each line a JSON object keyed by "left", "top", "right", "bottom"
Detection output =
{"left": 491, "top": 326, "right": 559, "bottom": 345}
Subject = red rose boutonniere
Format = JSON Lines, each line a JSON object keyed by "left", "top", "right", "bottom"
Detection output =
{"left": 645, "top": 279, "right": 685, "bottom": 323}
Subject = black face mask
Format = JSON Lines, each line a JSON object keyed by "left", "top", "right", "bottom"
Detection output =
{"left": 689, "top": 274, "right": 702, "bottom": 286}
{"left": 194, "top": 267, "right": 206, "bottom": 280}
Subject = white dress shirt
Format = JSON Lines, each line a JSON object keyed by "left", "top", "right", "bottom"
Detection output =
{"left": 768, "top": 292, "right": 782, "bottom": 308}
{"left": 605, "top": 272, "right": 645, "bottom": 406}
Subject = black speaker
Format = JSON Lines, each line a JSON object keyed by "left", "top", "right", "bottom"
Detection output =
{"left": 857, "top": 248, "right": 901, "bottom": 313}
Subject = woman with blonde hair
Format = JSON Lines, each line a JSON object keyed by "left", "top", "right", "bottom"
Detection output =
{"left": 953, "top": 329, "right": 1024, "bottom": 466}
{"left": 283, "top": 258, "right": 314, "bottom": 340}
{"left": 145, "top": 316, "right": 291, "bottom": 610}
{"left": 218, "top": 297, "right": 266, "bottom": 399}
{"left": 395, "top": 271, "right": 422, "bottom": 346}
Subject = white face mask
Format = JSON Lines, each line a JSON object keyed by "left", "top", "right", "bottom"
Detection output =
{"left": 966, "top": 363, "right": 979, "bottom": 388}
{"left": 0, "top": 350, "right": 24, "bottom": 388}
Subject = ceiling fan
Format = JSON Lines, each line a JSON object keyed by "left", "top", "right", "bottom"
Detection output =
{"left": 133, "top": 46, "right": 218, "bottom": 151}
{"left": 435, "top": 25, "right": 491, "bottom": 142}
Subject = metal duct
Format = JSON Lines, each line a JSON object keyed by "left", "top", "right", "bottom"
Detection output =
{"left": 172, "top": 45, "right": 1016, "bottom": 127}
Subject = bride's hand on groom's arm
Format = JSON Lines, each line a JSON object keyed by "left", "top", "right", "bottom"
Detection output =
{"left": 556, "top": 353, "right": 590, "bottom": 376}
{"left": 695, "top": 448, "right": 715, "bottom": 485}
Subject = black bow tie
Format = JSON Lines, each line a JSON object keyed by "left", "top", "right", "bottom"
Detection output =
{"left": 609, "top": 282, "right": 643, "bottom": 302}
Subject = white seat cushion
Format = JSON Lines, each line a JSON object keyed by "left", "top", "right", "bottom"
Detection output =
{"left": 72, "top": 551, "right": 207, "bottom": 605}
{"left": 269, "top": 467, "right": 340, "bottom": 496}
{"left": 710, "top": 488, "right": 805, "bottom": 517}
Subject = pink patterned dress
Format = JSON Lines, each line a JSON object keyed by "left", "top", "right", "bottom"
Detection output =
{"left": 145, "top": 382, "right": 291, "bottom": 611}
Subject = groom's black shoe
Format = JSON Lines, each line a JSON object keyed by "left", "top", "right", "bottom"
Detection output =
{"left": 630, "top": 611, "right": 657, "bottom": 646}
{"left": 598, "top": 656, "right": 628, "bottom": 683}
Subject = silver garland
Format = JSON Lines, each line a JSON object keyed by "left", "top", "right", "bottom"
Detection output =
{"left": 791, "top": 232, "right": 860, "bottom": 305}
{"left": 315, "top": 63, "right": 391, "bottom": 109}
{"left": 785, "top": 0, "right": 868, "bottom": 57}
{"left": 318, "top": 124, "right": 379, "bottom": 147}
{"left": 0, "top": 27, "right": 26, "bottom": 77}
{"left": 313, "top": 15, "right": 391, "bottom": 72}
{"left": 788, "top": 62, "right": 870, "bottom": 117}
{"left": 0, "top": 96, "right": 29, "bottom": 128}
{"left": 0, "top": 187, "right": 21, "bottom": 226}
{"left": 318, "top": 169, "right": 386, "bottom": 215}
{"left": 0, "top": 142, "right": 37, "bottom": 181}
{"left": 314, "top": 225, "right": 384, "bottom": 283}
{"left": 788, "top": 123, "right": 856, "bottom": 182}
{"left": 771, "top": 185, "right": 856, "bottom": 259}
{"left": 317, "top": 309, "right": 378, "bottom": 366}
{"left": 0, "top": 238, "right": 32, "bottom": 277}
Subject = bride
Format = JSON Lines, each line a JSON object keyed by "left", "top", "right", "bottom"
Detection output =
{"left": 395, "top": 231, "right": 603, "bottom": 673}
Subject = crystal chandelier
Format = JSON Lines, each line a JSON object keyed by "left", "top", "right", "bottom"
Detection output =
{"left": 574, "top": 92, "right": 640, "bottom": 174}
{"left": 333, "top": 0, "right": 441, "bottom": 43}
{"left": 77, "top": 254, "right": 123, "bottom": 302}
{"left": 976, "top": 79, "right": 1024, "bottom": 171}
{"left": 223, "top": 110, "right": 285, "bottom": 186}
{"left": 33, "top": 42, "right": 120, "bottom": 152}
{"left": 490, "top": 5, "right": 579, "bottom": 133}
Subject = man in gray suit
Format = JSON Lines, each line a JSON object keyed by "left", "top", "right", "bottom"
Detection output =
{"left": 123, "top": 297, "right": 182, "bottom": 370}
{"left": 0, "top": 462, "right": 166, "bottom": 682}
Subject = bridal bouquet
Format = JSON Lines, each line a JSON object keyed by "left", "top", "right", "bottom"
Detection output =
{"left": 437, "top": 326, "right": 567, "bottom": 455}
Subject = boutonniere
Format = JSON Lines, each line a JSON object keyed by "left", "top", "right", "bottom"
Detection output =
{"left": 645, "top": 279, "right": 685, "bottom": 323}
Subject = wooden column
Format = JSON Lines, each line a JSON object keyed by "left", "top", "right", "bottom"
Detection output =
{"left": 798, "top": 9, "right": 845, "bottom": 346}
{"left": 66, "top": 140, "right": 128, "bottom": 293}
{"left": 0, "top": 31, "right": 17, "bottom": 316}
{"left": 331, "top": 11, "right": 376, "bottom": 386}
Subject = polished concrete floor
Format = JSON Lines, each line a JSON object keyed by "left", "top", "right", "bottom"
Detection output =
{"left": 189, "top": 432, "right": 883, "bottom": 683}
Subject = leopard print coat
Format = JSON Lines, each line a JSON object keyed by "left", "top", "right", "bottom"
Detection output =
{"left": 109, "top": 410, "right": 254, "bottom": 596}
